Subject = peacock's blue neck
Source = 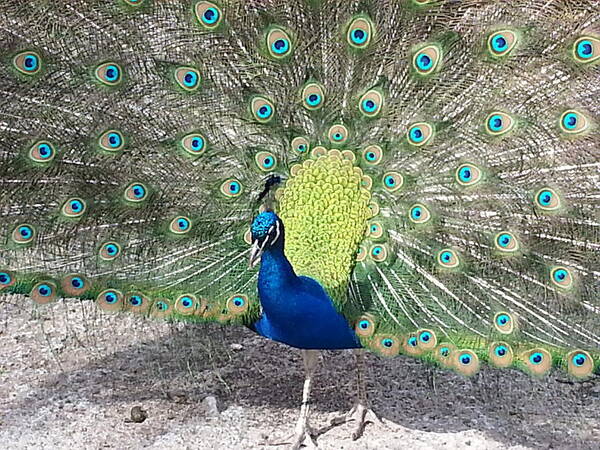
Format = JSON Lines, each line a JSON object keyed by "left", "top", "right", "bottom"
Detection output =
{"left": 256, "top": 238, "right": 298, "bottom": 316}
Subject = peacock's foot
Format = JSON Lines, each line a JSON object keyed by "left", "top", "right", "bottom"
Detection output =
{"left": 266, "top": 424, "right": 318, "bottom": 449}
{"left": 290, "top": 426, "right": 318, "bottom": 450}
{"left": 329, "top": 403, "right": 383, "bottom": 440}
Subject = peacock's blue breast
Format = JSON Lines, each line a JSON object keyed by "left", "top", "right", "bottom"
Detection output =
{"left": 252, "top": 273, "right": 361, "bottom": 350}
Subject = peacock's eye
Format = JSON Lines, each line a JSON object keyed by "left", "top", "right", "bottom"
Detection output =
{"left": 174, "top": 294, "right": 204, "bottom": 316}
{"left": 494, "top": 231, "right": 519, "bottom": 252}
{"left": 62, "top": 197, "right": 87, "bottom": 218}
{"left": 529, "top": 352, "right": 543, "bottom": 365}
{"left": 97, "top": 289, "right": 124, "bottom": 311}
{"left": 328, "top": 124, "right": 349, "bottom": 145}
{"left": 31, "top": 281, "right": 57, "bottom": 304}
{"left": 301, "top": 82, "right": 325, "bottom": 110}
{"left": 291, "top": 136, "right": 309, "bottom": 154}
{"left": 180, "top": 133, "right": 207, "bottom": 156}
{"left": 227, "top": 294, "right": 249, "bottom": 315}
{"left": 13, "top": 50, "right": 42, "bottom": 75}
{"left": 355, "top": 315, "right": 375, "bottom": 337}
{"left": 99, "top": 241, "right": 121, "bottom": 260}
{"left": 99, "top": 130, "right": 125, "bottom": 152}
{"left": 535, "top": 187, "right": 560, "bottom": 211}
{"left": 61, "top": 274, "right": 89, "bottom": 295}
{"left": 251, "top": 96, "right": 275, "bottom": 123}
{"left": 362, "top": 145, "right": 382, "bottom": 165}
{"left": 12, "top": 224, "right": 35, "bottom": 244}
{"left": 359, "top": 90, "right": 384, "bottom": 118}
{"left": 95, "top": 62, "right": 123, "bottom": 86}
{"left": 559, "top": 110, "right": 589, "bottom": 135}
{"left": 267, "top": 28, "right": 293, "bottom": 59}
{"left": 456, "top": 163, "right": 482, "bottom": 186}
{"left": 368, "top": 222, "right": 383, "bottom": 239}
{"left": 573, "top": 36, "right": 599, "bottom": 63}
{"left": 413, "top": 45, "right": 441, "bottom": 75}
{"left": 409, "top": 203, "right": 431, "bottom": 224}
{"left": 220, "top": 178, "right": 243, "bottom": 198}
{"left": 169, "top": 216, "right": 192, "bottom": 234}
{"left": 485, "top": 112, "right": 514, "bottom": 136}
{"left": 437, "top": 248, "right": 459, "bottom": 268}
{"left": 194, "top": 2, "right": 222, "bottom": 29}
{"left": 175, "top": 67, "right": 201, "bottom": 91}
{"left": 29, "top": 141, "right": 56, "bottom": 163}
{"left": 175, "top": 294, "right": 197, "bottom": 315}
{"left": 346, "top": 16, "right": 374, "bottom": 49}
{"left": 436, "top": 343, "right": 457, "bottom": 365}
{"left": 370, "top": 244, "right": 388, "bottom": 262}
{"left": 255, "top": 151, "right": 277, "bottom": 171}
{"left": 493, "top": 312, "right": 515, "bottom": 334}
{"left": 156, "top": 301, "right": 168, "bottom": 311}
{"left": 376, "top": 334, "right": 400, "bottom": 356}
{"left": 488, "top": 342, "right": 513, "bottom": 368}
{"left": 487, "top": 30, "right": 518, "bottom": 57}
{"left": 407, "top": 122, "right": 433, "bottom": 146}
{"left": 382, "top": 172, "right": 403, "bottom": 192}
{"left": 550, "top": 266, "right": 573, "bottom": 289}
{"left": 0, "top": 271, "right": 14, "bottom": 287}
{"left": 522, "top": 348, "right": 552, "bottom": 375}
{"left": 124, "top": 182, "right": 149, "bottom": 203}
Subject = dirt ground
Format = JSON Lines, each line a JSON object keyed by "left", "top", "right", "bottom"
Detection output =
{"left": 1, "top": 296, "right": 599, "bottom": 450}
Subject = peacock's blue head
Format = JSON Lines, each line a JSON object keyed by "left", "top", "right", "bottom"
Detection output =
{"left": 249, "top": 211, "right": 283, "bottom": 267}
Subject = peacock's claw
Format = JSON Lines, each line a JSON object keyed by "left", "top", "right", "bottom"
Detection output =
{"left": 290, "top": 426, "right": 318, "bottom": 450}
{"left": 266, "top": 424, "right": 318, "bottom": 449}
{"left": 329, "top": 403, "right": 383, "bottom": 440}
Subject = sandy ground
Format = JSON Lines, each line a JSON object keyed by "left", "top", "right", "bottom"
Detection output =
{"left": 1, "top": 296, "right": 599, "bottom": 450}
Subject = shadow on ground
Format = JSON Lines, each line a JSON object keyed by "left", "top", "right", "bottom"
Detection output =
{"left": 1, "top": 298, "right": 599, "bottom": 449}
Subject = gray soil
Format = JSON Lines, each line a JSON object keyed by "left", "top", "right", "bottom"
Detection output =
{"left": 1, "top": 296, "right": 599, "bottom": 450}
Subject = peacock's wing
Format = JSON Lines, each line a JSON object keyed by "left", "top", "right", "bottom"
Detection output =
{"left": 338, "top": 1, "right": 600, "bottom": 378}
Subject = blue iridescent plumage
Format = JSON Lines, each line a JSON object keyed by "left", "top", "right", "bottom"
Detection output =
{"left": 250, "top": 212, "right": 360, "bottom": 350}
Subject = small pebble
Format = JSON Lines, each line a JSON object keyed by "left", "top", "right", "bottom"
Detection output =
{"left": 126, "top": 405, "right": 147, "bottom": 423}
{"left": 202, "top": 396, "right": 219, "bottom": 417}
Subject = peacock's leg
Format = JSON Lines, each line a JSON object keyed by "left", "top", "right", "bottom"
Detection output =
{"left": 329, "top": 349, "right": 383, "bottom": 440}
{"left": 289, "top": 349, "right": 320, "bottom": 450}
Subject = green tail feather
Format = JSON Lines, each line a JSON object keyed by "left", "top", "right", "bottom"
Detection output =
{"left": 1, "top": 0, "right": 599, "bottom": 379}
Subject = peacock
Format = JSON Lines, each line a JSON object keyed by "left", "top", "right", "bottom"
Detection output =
{"left": 1, "top": 0, "right": 599, "bottom": 448}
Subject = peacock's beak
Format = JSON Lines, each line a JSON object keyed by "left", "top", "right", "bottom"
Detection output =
{"left": 249, "top": 239, "right": 263, "bottom": 268}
